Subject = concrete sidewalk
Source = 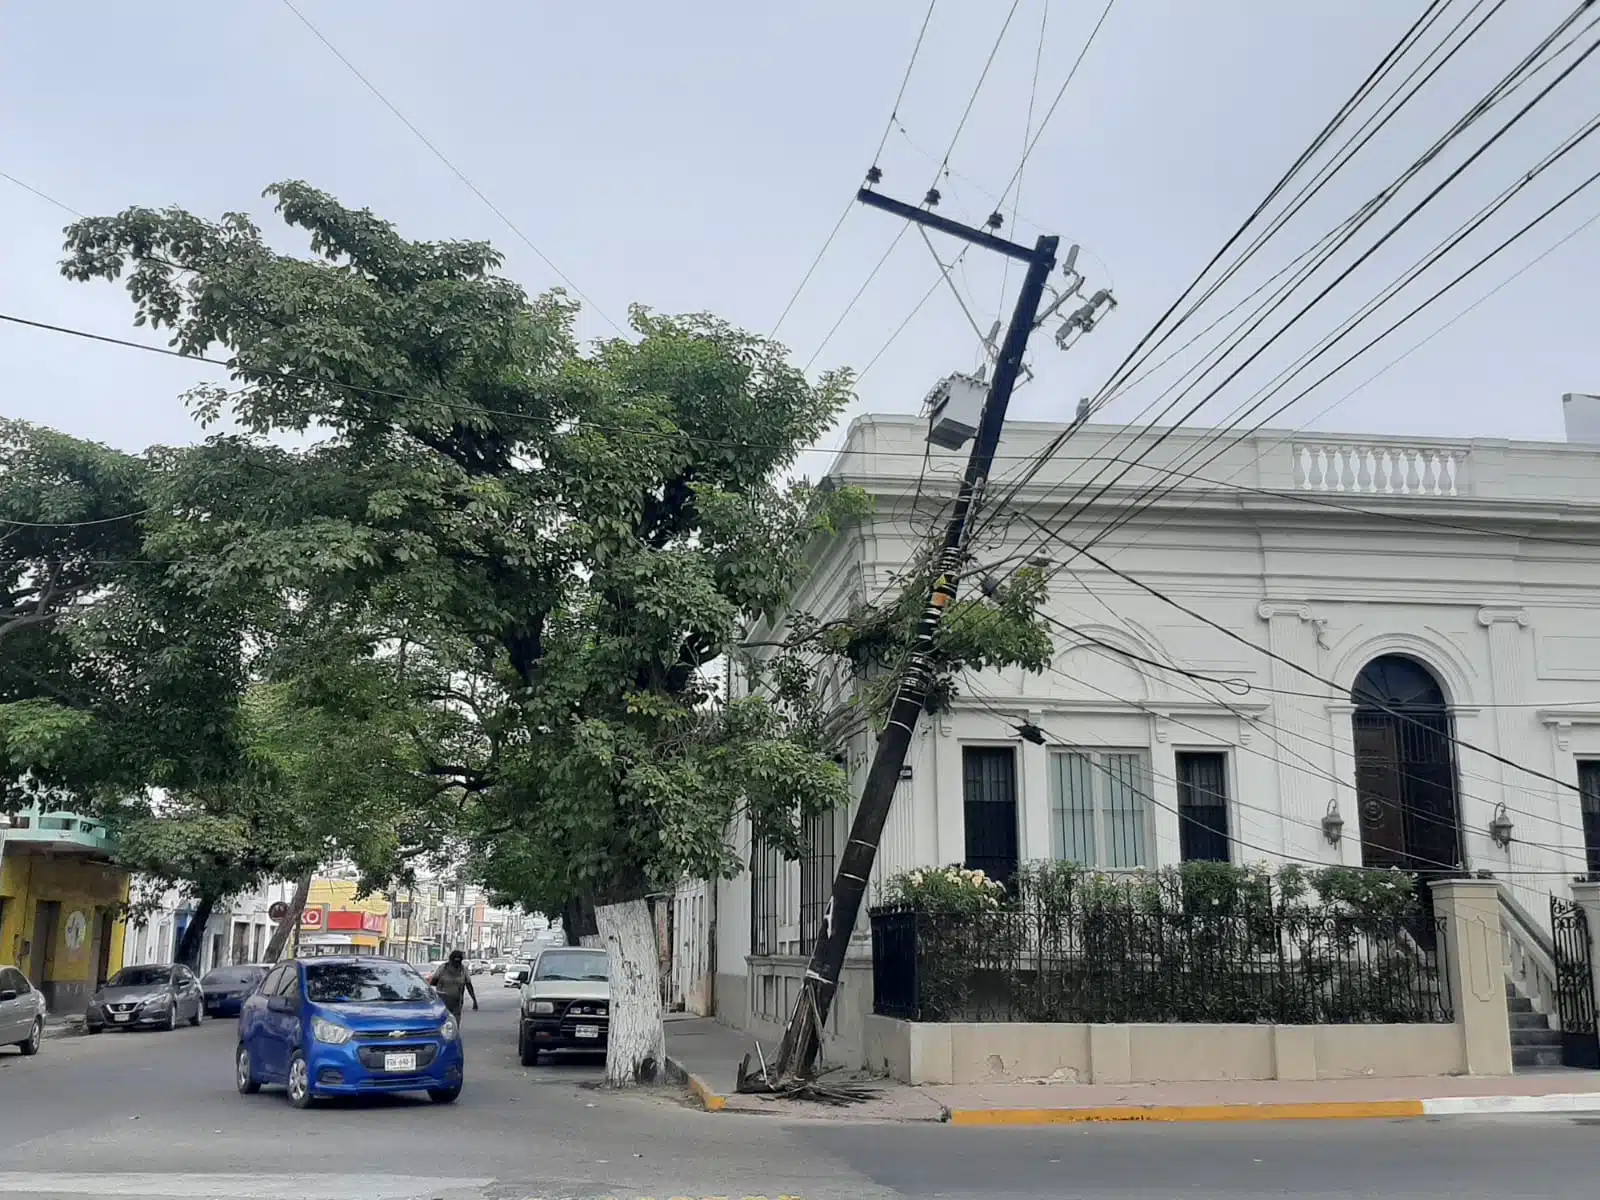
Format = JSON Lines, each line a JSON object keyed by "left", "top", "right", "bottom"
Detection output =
{"left": 662, "top": 1017, "right": 1600, "bottom": 1125}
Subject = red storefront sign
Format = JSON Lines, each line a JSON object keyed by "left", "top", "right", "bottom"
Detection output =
{"left": 326, "top": 910, "right": 388, "bottom": 936}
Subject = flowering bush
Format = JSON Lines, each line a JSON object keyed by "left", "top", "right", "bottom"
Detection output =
{"left": 883, "top": 864, "right": 1005, "bottom": 913}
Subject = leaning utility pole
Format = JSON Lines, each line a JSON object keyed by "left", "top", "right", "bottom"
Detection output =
{"left": 764, "top": 184, "right": 1060, "bottom": 1083}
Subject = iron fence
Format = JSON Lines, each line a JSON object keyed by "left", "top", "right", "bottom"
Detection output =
{"left": 869, "top": 896, "right": 1451, "bottom": 1025}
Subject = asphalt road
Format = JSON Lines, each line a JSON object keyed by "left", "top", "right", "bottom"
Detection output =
{"left": 2, "top": 983, "right": 1599, "bottom": 1199}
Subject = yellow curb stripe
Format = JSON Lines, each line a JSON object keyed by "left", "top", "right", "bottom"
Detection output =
{"left": 685, "top": 1071, "right": 727, "bottom": 1111}
{"left": 948, "top": 1099, "right": 1427, "bottom": 1126}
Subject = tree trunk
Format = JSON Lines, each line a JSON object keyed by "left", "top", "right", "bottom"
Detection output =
{"left": 263, "top": 872, "right": 313, "bottom": 962}
{"left": 174, "top": 893, "right": 217, "bottom": 969}
{"left": 562, "top": 894, "right": 597, "bottom": 946}
{"left": 596, "top": 898, "right": 665, "bottom": 1088}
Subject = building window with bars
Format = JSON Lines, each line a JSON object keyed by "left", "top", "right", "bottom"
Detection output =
{"left": 1049, "top": 749, "right": 1151, "bottom": 869}
{"left": 1176, "top": 750, "right": 1231, "bottom": 862}
{"left": 1578, "top": 761, "right": 1600, "bottom": 876}
{"left": 799, "top": 807, "right": 841, "bottom": 954}
{"left": 750, "top": 836, "right": 784, "bottom": 957}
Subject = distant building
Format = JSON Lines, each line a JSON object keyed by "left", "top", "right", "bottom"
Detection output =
{"left": 0, "top": 808, "right": 129, "bottom": 1014}
{"left": 119, "top": 881, "right": 296, "bottom": 974}
{"left": 296, "top": 878, "right": 391, "bottom": 957}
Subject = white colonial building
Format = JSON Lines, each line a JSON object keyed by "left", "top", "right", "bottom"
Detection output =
{"left": 700, "top": 395, "right": 1600, "bottom": 1065}
{"left": 119, "top": 880, "right": 297, "bottom": 974}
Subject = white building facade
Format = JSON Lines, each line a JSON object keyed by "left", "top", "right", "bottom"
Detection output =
{"left": 119, "top": 880, "right": 298, "bottom": 975}
{"left": 706, "top": 400, "right": 1600, "bottom": 1065}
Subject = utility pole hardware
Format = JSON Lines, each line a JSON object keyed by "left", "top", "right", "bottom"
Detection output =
{"left": 751, "top": 181, "right": 1061, "bottom": 1088}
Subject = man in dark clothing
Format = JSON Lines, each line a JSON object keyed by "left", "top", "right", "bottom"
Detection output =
{"left": 428, "top": 950, "right": 478, "bottom": 1020}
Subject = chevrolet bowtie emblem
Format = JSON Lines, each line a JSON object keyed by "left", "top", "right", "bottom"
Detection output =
{"left": 388, "top": 1030, "right": 405, "bottom": 1038}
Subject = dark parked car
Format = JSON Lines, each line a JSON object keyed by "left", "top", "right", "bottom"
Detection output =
{"left": 236, "top": 956, "right": 464, "bottom": 1108}
{"left": 202, "top": 965, "right": 270, "bottom": 1018}
{"left": 0, "top": 965, "right": 47, "bottom": 1055}
{"left": 84, "top": 964, "right": 204, "bottom": 1032}
{"left": 517, "top": 946, "right": 609, "bottom": 1065}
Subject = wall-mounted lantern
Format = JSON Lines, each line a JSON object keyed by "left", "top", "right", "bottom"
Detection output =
{"left": 1490, "top": 803, "right": 1515, "bottom": 850}
{"left": 1321, "top": 799, "right": 1345, "bottom": 847}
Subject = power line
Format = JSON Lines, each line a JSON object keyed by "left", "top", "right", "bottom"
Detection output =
{"left": 1040, "top": 527, "right": 1591, "bottom": 799}
{"left": 931, "top": 0, "right": 1025, "bottom": 191}
{"left": 996, "top": 0, "right": 1051, "bottom": 314}
{"left": 278, "top": 0, "right": 621, "bottom": 335}
{"left": 1029, "top": 607, "right": 1597, "bottom": 844}
{"left": 1073, "top": 138, "right": 1600, "bottom": 561}
{"left": 802, "top": 226, "right": 910, "bottom": 371}
{"left": 770, "top": 0, "right": 940, "bottom": 339}
{"left": 957, "top": 674, "right": 1585, "bottom": 877}
{"left": 994, "top": 0, "right": 1118, "bottom": 213}
{"left": 975, "top": 1, "right": 1474, "bottom": 530}
{"left": 988, "top": 28, "right": 1600, "bottom": 568}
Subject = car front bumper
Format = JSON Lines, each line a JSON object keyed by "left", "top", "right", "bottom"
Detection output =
{"left": 305, "top": 1037, "right": 466, "bottom": 1095}
{"left": 523, "top": 1016, "right": 608, "bottom": 1052}
{"left": 85, "top": 1006, "right": 176, "bottom": 1030}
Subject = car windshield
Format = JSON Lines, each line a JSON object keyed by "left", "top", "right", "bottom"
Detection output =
{"left": 305, "top": 960, "right": 430, "bottom": 1004}
{"left": 534, "top": 951, "right": 609, "bottom": 981}
{"left": 201, "top": 967, "right": 264, "bottom": 987}
{"left": 108, "top": 966, "right": 171, "bottom": 987}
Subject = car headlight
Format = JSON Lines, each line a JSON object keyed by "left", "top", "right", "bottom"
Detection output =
{"left": 439, "top": 1015, "right": 458, "bottom": 1041}
{"left": 529, "top": 999, "right": 554, "bottom": 1015}
{"left": 140, "top": 995, "right": 172, "bottom": 1011}
{"left": 311, "top": 1017, "right": 353, "bottom": 1045}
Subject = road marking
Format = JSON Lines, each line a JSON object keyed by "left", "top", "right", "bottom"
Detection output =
{"left": 0, "top": 1174, "right": 493, "bottom": 1199}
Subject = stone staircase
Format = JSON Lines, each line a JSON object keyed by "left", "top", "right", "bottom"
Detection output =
{"left": 1507, "top": 979, "right": 1563, "bottom": 1070}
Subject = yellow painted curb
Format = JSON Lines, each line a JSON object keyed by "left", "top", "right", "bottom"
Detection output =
{"left": 948, "top": 1099, "right": 1427, "bottom": 1126}
{"left": 688, "top": 1073, "right": 728, "bottom": 1112}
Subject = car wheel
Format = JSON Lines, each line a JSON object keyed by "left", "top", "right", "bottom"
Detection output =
{"left": 189, "top": 1004, "right": 202, "bottom": 1028}
{"left": 518, "top": 1023, "right": 538, "bottom": 1067}
{"left": 161, "top": 1007, "right": 176, "bottom": 1032}
{"left": 236, "top": 1043, "right": 261, "bottom": 1095}
{"left": 428, "top": 1085, "right": 462, "bottom": 1104}
{"left": 87, "top": 1024, "right": 103, "bottom": 1035}
{"left": 285, "top": 1051, "right": 314, "bottom": 1109}
{"left": 18, "top": 1018, "right": 43, "bottom": 1057}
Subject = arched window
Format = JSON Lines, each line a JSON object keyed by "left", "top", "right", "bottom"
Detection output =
{"left": 1351, "top": 655, "right": 1462, "bottom": 875}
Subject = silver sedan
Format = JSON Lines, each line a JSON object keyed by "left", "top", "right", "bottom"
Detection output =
{"left": 0, "top": 964, "right": 47, "bottom": 1055}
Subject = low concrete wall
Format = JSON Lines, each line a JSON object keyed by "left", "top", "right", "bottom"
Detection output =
{"left": 721, "top": 953, "right": 873, "bottom": 1068}
{"left": 864, "top": 1016, "right": 1466, "bottom": 1085}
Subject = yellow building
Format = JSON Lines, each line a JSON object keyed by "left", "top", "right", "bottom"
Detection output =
{"left": 297, "top": 878, "right": 391, "bottom": 957}
{"left": 0, "top": 809, "right": 130, "bottom": 1014}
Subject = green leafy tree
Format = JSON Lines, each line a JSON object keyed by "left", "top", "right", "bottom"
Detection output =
{"left": 57, "top": 182, "right": 1055, "bottom": 1082}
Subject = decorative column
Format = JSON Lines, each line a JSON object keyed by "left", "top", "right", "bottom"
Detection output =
{"left": 1430, "top": 875, "right": 1512, "bottom": 1076}
{"left": 1475, "top": 607, "right": 1539, "bottom": 885}
{"left": 1255, "top": 602, "right": 1330, "bottom": 857}
{"left": 1147, "top": 711, "right": 1181, "bottom": 867}
{"left": 1325, "top": 701, "right": 1360, "bottom": 867}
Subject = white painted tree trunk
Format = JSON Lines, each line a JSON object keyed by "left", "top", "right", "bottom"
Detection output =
{"left": 596, "top": 898, "right": 666, "bottom": 1088}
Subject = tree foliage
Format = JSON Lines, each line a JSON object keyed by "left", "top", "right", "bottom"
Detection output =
{"left": 57, "top": 182, "right": 872, "bottom": 916}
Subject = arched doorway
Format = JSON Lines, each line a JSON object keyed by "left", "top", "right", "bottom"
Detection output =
{"left": 1351, "top": 654, "right": 1463, "bottom": 875}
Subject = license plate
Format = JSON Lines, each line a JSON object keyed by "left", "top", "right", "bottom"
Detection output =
{"left": 383, "top": 1052, "right": 417, "bottom": 1072}
{"left": 574, "top": 1024, "right": 599, "bottom": 1039}
{"left": 112, "top": 1013, "right": 130, "bottom": 1023}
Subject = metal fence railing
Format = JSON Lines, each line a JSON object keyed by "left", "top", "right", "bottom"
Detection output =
{"left": 869, "top": 896, "right": 1452, "bottom": 1026}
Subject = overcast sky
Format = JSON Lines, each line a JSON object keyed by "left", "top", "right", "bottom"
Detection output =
{"left": 2, "top": 0, "right": 1596, "bottom": 475}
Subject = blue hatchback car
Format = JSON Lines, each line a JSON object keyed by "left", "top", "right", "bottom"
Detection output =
{"left": 235, "top": 956, "right": 464, "bottom": 1108}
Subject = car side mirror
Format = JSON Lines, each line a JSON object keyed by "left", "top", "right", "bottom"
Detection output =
{"left": 0, "top": 989, "right": 17, "bottom": 1003}
{"left": 266, "top": 995, "right": 293, "bottom": 1014}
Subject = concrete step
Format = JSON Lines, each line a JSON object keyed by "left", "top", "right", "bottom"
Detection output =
{"left": 1511, "top": 1027, "right": 1563, "bottom": 1048}
{"left": 1510, "top": 1010, "right": 1552, "bottom": 1030}
{"left": 1506, "top": 995, "right": 1535, "bottom": 1013}
{"left": 1513, "top": 1045, "right": 1566, "bottom": 1070}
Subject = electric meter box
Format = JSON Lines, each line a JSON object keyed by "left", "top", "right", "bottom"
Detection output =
{"left": 925, "top": 373, "right": 988, "bottom": 450}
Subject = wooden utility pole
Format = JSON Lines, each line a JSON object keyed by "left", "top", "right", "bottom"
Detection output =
{"left": 766, "top": 186, "right": 1060, "bottom": 1082}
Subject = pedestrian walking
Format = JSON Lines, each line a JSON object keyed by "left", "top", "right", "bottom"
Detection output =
{"left": 428, "top": 949, "right": 478, "bottom": 1021}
